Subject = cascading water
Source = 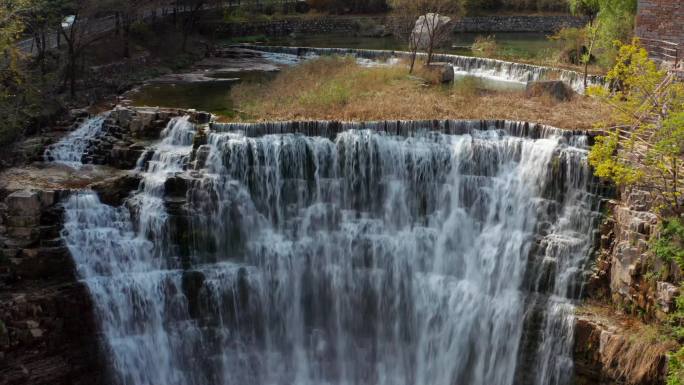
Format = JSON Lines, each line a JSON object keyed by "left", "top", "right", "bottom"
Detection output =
{"left": 44, "top": 114, "right": 107, "bottom": 167}
{"left": 61, "top": 117, "right": 601, "bottom": 385}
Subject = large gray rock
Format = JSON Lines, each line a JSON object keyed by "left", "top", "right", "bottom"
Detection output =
{"left": 656, "top": 281, "right": 679, "bottom": 313}
{"left": 410, "top": 13, "right": 452, "bottom": 51}
{"left": 6, "top": 191, "right": 41, "bottom": 217}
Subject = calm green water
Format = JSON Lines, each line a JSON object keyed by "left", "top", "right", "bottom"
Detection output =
{"left": 131, "top": 82, "right": 237, "bottom": 117}
{"left": 234, "top": 32, "right": 555, "bottom": 59}
{"left": 129, "top": 71, "right": 276, "bottom": 117}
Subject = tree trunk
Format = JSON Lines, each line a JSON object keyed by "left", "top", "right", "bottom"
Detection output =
{"left": 69, "top": 47, "right": 76, "bottom": 98}
{"left": 583, "top": 61, "right": 589, "bottom": 90}
{"left": 123, "top": 22, "right": 131, "bottom": 58}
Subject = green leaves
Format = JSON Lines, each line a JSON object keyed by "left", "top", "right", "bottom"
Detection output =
{"left": 588, "top": 41, "right": 684, "bottom": 214}
{"left": 668, "top": 346, "right": 684, "bottom": 385}
{"left": 653, "top": 218, "right": 684, "bottom": 265}
{"left": 568, "top": 0, "right": 600, "bottom": 18}
{"left": 588, "top": 131, "right": 642, "bottom": 186}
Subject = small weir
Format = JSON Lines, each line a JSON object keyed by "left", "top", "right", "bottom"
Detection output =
{"left": 240, "top": 45, "right": 605, "bottom": 93}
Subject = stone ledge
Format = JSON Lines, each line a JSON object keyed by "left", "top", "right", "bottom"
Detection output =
{"left": 574, "top": 311, "right": 673, "bottom": 385}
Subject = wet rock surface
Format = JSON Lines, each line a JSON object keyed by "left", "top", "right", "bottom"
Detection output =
{"left": 577, "top": 187, "right": 681, "bottom": 385}
{"left": 143, "top": 48, "right": 283, "bottom": 86}
{"left": 0, "top": 106, "right": 200, "bottom": 385}
{"left": 0, "top": 188, "right": 104, "bottom": 385}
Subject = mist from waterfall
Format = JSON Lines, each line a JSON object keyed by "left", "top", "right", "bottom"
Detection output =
{"left": 61, "top": 117, "right": 601, "bottom": 385}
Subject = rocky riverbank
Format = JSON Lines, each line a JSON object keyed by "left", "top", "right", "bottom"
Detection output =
{"left": 572, "top": 187, "right": 683, "bottom": 385}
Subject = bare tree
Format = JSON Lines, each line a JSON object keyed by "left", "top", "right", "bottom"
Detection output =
{"left": 389, "top": 0, "right": 459, "bottom": 71}
{"left": 23, "top": 0, "right": 61, "bottom": 74}
{"left": 418, "top": 8, "right": 456, "bottom": 64}
{"left": 59, "top": 0, "right": 106, "bottom": 97}
{"left": 389, "top": 1, "right": 422, "bottom": 73}
{"left": 109, "top": 0, "right": 166, "bottom": 57}
{"left": 177, "top": 0, "right": 207, "bottom": 52}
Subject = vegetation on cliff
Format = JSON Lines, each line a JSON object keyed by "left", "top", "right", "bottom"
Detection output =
{"left": 587, "top": 40, "right": 684, "bottom": 384}
{"left": 656, "top": 222, "right": 684, "bottom": 384}
{"left": 588, "top": 42, "right": 684, "bottom": 215}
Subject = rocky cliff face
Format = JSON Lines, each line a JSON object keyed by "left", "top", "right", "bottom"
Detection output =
{"left": 0, "top": 189, "right": 103, "bottom": 385}
{"left": 574, "top": 188, "right": 680, "bottom": 385}
{"left": 0, "top": 106, "right": 205, "bottom": 385}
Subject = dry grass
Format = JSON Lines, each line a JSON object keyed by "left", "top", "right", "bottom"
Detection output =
{"left": 577, "top": 302, "right": 678, "bottom": 384}
{"left": 229, "top": 56, "right": 610, "bottom": 130}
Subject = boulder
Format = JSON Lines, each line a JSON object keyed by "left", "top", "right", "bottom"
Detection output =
{"left": 90, "top": 173, "right": 141, "bottom": 207}
{"left": 424, "top": 62, "right": 454, "bottom": 84}
{"left": 410, "top": 13, "right": 452, "bottom": 51}
{"left": 6, "top": 191, "right": 41, "bottom": 217}
{"left": 190, "top": 111, "right": 212, "bottom": 125}
{"left": 525, "top": 80, "right": 575, "bottom": 102}
{"left": 656, "top": 281, "right": 679, "bottom": 313}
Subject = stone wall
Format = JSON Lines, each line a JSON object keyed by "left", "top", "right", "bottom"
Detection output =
{"left": 586, "top": 188, "right": 681, "bottom": 321}
{"left": 636, "top": 0, "right": 684, "bottom": 46}
{"left": 0, "top": 190, "right": 104, "bottom": 385}
{"left": 212, "top": 15, "right": 586, "bottom": 37}
{"left": 0, "top": 106, "right": 207, "bottom": 385}
{"left": 453, "top": 15, "right": 586, "bottom": 33}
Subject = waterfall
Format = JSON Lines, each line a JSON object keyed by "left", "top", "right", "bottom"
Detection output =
{"left": 61, "top": 117, "right": 601, "bottom": 385}
{"left": 243, "top": 45, "right": 605, "bottom": 93}
{"left": 44, "top": 114, "right": 107, "bottom": 167}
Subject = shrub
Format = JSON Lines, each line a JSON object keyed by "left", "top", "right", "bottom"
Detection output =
{"left": 471, "top": 35, "right": 498, "bottom": 57}
{"left": 587, "top": 42, "right": 684, "bottom": 214}
{"left": 653, "top": 218, "right": 684, "bottom": 268}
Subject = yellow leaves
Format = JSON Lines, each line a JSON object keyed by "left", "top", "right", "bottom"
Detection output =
{"left": 589, "top": 40, "right": 684, "bottom": 211}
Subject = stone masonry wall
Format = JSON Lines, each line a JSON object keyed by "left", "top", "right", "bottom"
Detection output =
{"left": 212, "top": 15, "right": 586, "bottom": 37}
{"left": 636, "top": 0, "right": 684, "bottom": 46}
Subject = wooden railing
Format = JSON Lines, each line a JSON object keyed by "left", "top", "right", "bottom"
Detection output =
{"left": 640, "top": 38, "right": 683, "bottom": 79}
{"left": 641, "top": 38, "right": 679, "bottom": 64}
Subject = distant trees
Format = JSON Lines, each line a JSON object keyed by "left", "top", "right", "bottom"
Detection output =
{"left": 112, "top": 0, "right": 140, "bottom": 58}
{"left": 0, "top": 0, "right": 31, "bottom": 144}
{"left": 22, "top": 0, "right": 67, "bottom": 74}
{"left": 306, "top": 0, "right": 388, "bottom": 14}
{"left": 58, "top": 0, "right": 109, "bottom": 97}
{"left": 562, "top": 0, "right": 637, "bottom": 69}
{"left": 176, "top": 0, "right": 208, "bottom": 52}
